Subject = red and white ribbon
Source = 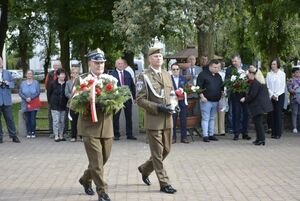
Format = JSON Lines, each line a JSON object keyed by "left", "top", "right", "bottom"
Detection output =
{"left": 90, "top": 80, "right": 98, "bottom": 122}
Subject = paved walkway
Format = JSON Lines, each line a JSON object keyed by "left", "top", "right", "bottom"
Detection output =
{"left": 0, "top": 132, "right": 300, "bottom": 201}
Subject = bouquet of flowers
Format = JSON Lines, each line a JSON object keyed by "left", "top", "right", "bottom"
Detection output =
{"left": 69, "top": 74, "right": 131, "bottom": 122}
{"left": 224, "top": 68, "right": 249, "bottom": 95}
{"left": 183, "top": 83, "right": 205, "bottom": 96}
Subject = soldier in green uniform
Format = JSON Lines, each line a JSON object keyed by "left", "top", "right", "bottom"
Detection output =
{"left": 136, "top": 47, "right": 177, "bottom": 194}
{"left": 76, "top": 49, "right": 113, "bottom": 201}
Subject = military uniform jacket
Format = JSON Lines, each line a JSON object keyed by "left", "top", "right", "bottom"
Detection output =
{"left": 74, "top": 73, "right": 113, "bottom": 138}
{"left": 136, "top": 67, "right": 174, "bottom": 130}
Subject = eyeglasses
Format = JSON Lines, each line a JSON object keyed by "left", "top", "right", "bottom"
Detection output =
{"left": 172, "top": 69, "right": 179, "bottom": 71}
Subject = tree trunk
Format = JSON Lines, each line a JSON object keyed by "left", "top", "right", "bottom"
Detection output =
{"left": 18, "top": 29, "right": 29, "bottom": 76}
{"left": 79, "top": 40, "right": 88, "bottom": 73}
{"left": 197, "top": 29, "right": 214, "bottom": 61}
{"left": 123, "top": 51, "right": 134, "bottom": 68}
{"left": 58, "top": 29, "right": 70, "bottom": 76}
{"left": 0, "top": 0, "right": 8, "bottom": 54}
{"left": 43, "top": 30, "right": 53, "bottom": 81}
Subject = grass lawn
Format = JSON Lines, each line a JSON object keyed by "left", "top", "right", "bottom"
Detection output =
{"left": 1, "top": 103, "right": 49, "bottom": 135}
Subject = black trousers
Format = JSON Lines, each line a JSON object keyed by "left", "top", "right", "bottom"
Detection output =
{"left": 172, "top": 103, "right": 187, "bottom": 140}
{"left": 252, "top": 114, "right": 265, "bottom": 142}
{"left": 70, "top": 109, "right": 79, "bottom": 138}
{"left": 271, "top": 94, "right": 285, "bottom": 137}
{"left": 231, "top": 93, "right": 248, "bottom": 136}
{"left": 113, "top": 100, "right": 133, "bottom": 137}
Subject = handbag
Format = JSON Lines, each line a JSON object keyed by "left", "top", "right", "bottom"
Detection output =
{"left": 26, "top": 97, "right": 42, "bottom": 111}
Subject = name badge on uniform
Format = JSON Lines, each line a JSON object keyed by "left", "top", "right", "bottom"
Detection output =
{"left": 136, "top": 80, "right": 144, "bottom": 92}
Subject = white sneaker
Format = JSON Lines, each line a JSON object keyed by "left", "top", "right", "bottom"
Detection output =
{"left": 27, "top": 135, "right": 31, "bottom": 139}
{"left": 293, "top": 128, "right": 298, "bottom": 134}
{"left": 31, "top": 135, "right": 36, "bottom": 139}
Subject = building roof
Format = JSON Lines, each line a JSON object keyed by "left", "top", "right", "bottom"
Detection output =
{"left": 164, "top": 45, "right": 198, "bottom": 59}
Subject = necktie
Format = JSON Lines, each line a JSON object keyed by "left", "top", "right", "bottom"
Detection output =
{"left": 157, "top": 72, "right": 161, "bottom": 78}
{"left": 190, "top": 68, "right": 194, "bottom": 77}
{"left": 120, "top": 71, "right": 125, "bottom": 85}
{"left": 53, "top": 70, "right": 57, "bottom": 80}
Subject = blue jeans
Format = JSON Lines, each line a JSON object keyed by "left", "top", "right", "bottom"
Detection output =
{"left": 0, "top": 105, "right": 17, "bottom": 139}
{"left": 51, "top": 110, "right": 65, "bottom": 137}
{"left": 200, "top": 101, "right": 218, "bottom": 137}
{"left": 25, "top": 110, "right": 37, "bottom": 134}
{"left": 290, "top": 99, "right": 300, "bottom": 129}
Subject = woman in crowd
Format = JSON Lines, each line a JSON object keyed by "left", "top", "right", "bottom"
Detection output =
{"left": 65, "top": 67, "right": 80, "bottom": 142}
{"left": 19, "top": 70, "right": 40, "bottom": 138}
{"left": 240, "top": 66, "right": 273, "bottom": 145}
{"left": 287, "top": 67, "right": 300, "bottom": 133}
{"left": 266, "top": 58, "right": 286, "bottom": 139}
{"left": 47, "top": 68, "right": 68, "bottom": 142}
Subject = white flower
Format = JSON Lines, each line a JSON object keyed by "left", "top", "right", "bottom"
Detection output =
{"left": 99, "top": 74, "right": 118, "bottom": 88}
{"left": 191, "top": 86, "right": 197, "bottom": 92}
{"left": 231, "top": 75, "right": 237, "bottom": 82}
{"left": 239, "top": 73, "right": 246, "bottom": 79}
{"left": 81, "top": 74, "right": 94, "bottom": 84}
{"left": 95, "top": 79, "right": 104, "bottom": 88}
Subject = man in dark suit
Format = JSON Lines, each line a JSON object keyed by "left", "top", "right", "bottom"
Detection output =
{"left": 181, "top": 55, "right": 202, "bottom": 85}
{"left": 225, "top": 54, "right": 251, "bottom": 141}
{"left": 110, "top": 59, "right": 136, "bottom": 140}
{"left": 0, "top": 56, "right": 20, "bottom": 144}
{"left": 170, "top": 63, "right": 189, "bottom": 144}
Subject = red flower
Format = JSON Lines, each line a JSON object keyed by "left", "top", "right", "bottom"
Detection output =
{"left": 88, "top": 79, "right": 94, "bottom": 86}
{"left": 95, "top": 88, "right": 102, "bottom": 96}
{"left": 80, "top": 83, "right": 87, "bottom": 90}
{"left": 175, "top": 89, "right": 184, "bottom": 97}
{"left": 233, "top": 83, "right": 240, "bottom": 89}
{"left": 105, "top": 83, "right": 113, "bottom": 92}
{"left": 247, "top": 79, "right": 253, "bottom": 84}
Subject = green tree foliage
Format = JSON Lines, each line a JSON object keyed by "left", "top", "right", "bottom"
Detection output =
{"left": 47, "top": 0, "right": 119, "bottom": 73}
{"left": 7, "top": 0, "right": 44, "bottom": 75}
{"left": 113, "top": 0, "right": 192, "bottom": 54}
{"left": 113, "top": 0, "right": 238, "bottom": 61}
{"left": 246, "top": 0, "right": 299, "bottom": 67}
{"left": 113, "top": 0, "right": 299, "bottom": 68}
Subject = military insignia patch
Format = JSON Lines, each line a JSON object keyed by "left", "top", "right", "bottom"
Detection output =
{"left": 136, "top": 80, "right": 144, "bottom": 91}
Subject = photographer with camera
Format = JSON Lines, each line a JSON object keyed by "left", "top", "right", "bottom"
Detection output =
{"left": 0, "top": 56, "right": 20, "bottom": 143}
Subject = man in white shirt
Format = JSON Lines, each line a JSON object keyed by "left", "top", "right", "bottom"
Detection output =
{"left": 123, "top": 59, "right": 136, "bottom": 83}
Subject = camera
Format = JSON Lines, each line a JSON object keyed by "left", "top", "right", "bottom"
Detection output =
{"left": 0, "top": 81, "right": 8, "bottom": 89}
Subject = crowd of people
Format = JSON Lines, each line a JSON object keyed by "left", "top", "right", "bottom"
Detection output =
{"left": 168, "top": 54, "right": 299, "bottom": 146}
{"left": 0, "top": 52, "right": 299, "bottom": 147}
{"left": 1, "top": 48, "right": 300, "bottom": 200}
